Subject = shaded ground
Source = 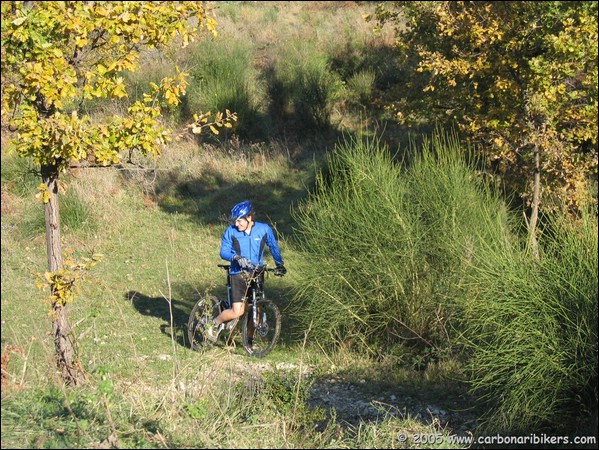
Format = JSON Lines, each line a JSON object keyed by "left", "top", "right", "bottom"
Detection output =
{"left": 307, "top": 373, "right": 479, "bottom": 437}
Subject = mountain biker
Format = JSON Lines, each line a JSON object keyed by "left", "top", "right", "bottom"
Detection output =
{"left": 206, "top": 200, "right": 286, "bottom": 341}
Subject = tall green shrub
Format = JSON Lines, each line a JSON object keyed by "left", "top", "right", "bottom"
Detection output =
{"left": 290, "top": 130, "right": 509, "bottom": 355}
{"left": 404, "top": 131, "right": 516, "bottom": 330}
{"left": 291, "top": 135, "right": 411, "bottom": 351}
{"left": 457, "top": 207, "right": 598, "bottom": 433}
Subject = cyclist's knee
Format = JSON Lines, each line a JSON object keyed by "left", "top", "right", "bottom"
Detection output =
{"left": 232, "top": 303, "right": 245, "bottom": 318}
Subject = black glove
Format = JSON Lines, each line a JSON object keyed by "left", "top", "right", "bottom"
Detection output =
{"left": 234, "top": 255, "right": 253, "bottom": 269}
{"left": 274, "top": 264, "right": 287, "bottom": 276}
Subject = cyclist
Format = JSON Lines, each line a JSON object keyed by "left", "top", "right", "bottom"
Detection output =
{"left": 206, "top": 200, "right": 286, "bottom": 341}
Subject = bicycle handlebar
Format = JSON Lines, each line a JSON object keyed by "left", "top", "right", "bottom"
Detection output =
{"left": 217, "top": 263, "right": 276, "bottom": 272}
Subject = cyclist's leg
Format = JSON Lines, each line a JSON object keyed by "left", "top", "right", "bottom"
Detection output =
{"left": 217, "top": 301, "right": 245, "bottom": 323}
{"left": 214, "top": 274, "right": 246, "bottom": 324}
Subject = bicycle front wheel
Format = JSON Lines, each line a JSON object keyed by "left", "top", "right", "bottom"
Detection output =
{"left": 187, "top": 295, "right": 220, "bottom": 351}
{"left": 242, "top": 299, "right": 281, "bottom": 358}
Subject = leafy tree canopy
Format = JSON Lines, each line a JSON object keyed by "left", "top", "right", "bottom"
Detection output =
{"left": 1, "top": 1, "right": 219, "bottom": 174}
{"left": 369, "top": 1, "right": 598, "bottom": 213}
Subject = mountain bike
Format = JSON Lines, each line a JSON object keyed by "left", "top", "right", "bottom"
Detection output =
{"left": 187, "top": 264, "right": 282, "bottom": 358}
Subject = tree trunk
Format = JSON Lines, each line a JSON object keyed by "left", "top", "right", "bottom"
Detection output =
{"left": 528, "top": 143, "right": 541, "bottom": 260}
{"left": 522, "top": 93, "right": 541, "bottom": 261}
{"left": 42, "top": 164, "right": 86, "bottom": 385}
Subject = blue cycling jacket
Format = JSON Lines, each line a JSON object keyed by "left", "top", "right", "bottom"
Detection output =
{"left": 220, "top": 221, "right": 284, "bottom": 274}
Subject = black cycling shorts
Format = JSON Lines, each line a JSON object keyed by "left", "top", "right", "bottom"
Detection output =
{"left": 230, "top": 272, "right": 264, "bottom": 303}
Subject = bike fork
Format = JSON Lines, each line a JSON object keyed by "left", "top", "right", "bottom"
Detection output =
{"left": 251, "top": 296, "right": 258, "bottom": 327}
{"left": 251, "top": 300, "right": 267, "bottom": 329}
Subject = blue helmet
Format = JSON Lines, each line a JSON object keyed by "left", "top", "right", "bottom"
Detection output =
{"left": 229, "top": 200, "right": 253, "bottom": 223}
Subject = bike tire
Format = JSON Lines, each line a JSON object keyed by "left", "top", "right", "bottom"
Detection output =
{"left": 241, "top": 299, "right": 281, "bottom": 358}
{"left": 187, "top": 295, "right": 220, "bottom": 351}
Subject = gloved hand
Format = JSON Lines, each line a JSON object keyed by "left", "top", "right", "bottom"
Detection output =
{"left": 274, "top": 264, "right": 287, "bottom": 277}
{"left": 234, "top": 255, "right": 253, "bottom": 269}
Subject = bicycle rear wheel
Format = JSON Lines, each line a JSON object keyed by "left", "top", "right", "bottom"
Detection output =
{"left": 187, "top": 295, "right": 220, "bottom": 351}
{"left": 242, "top": 299, "right": 281, "bottom": 358}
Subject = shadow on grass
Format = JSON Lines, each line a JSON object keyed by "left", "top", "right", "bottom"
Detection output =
{"left": 124, "top": 278, "right": 305, "bottom": 350}
{"left": 124, "top": 288, "right": 199, "bottom": 349}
